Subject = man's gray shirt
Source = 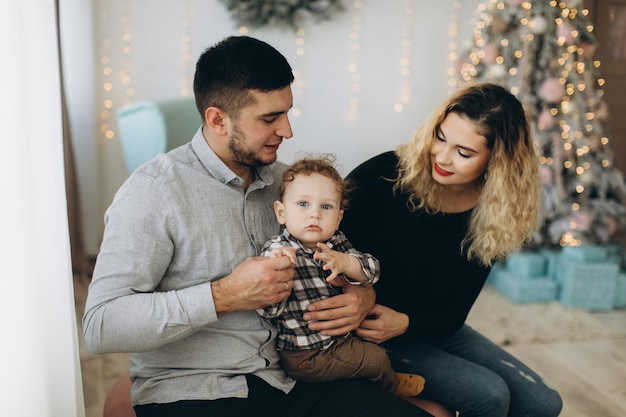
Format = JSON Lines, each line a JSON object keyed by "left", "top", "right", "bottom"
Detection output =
{"left": 82, "top": 129, "right": 295, "bottom": 405}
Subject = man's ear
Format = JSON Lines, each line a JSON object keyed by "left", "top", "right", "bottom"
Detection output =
{"left": 204, "top": 107, "right": 228, "bottom": 136}
{"left": 274, "top": 201, "right": 286, "bottom": 225}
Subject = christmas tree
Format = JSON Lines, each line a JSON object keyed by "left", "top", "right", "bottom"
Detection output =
{"left": 456, "top": 0, "right": 626, "bottom": 248}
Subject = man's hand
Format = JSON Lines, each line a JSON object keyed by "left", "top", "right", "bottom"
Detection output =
{"left": 302, "top": 284, "right": 375, "bottom": 336}
{"left": 212, "top": 256, "right": 295, "bottom": 316}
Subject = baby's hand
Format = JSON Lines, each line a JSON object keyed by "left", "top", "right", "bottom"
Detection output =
{"left": 269, "top": 247, "right": 297, "bottom": 264}
{"left": 314, "top": 243, "right": 347, "bottom": 283}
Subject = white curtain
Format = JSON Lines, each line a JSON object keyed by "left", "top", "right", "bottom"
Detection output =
{"left": 0, "top": 1, "right": 85, "bottom": 416}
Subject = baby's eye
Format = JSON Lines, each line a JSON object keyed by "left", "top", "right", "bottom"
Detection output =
{"left": 298, "top": 201, "right": 309, "bottom": 207}
{"left": 321, "top": 204, "right": 332, "bottom": 210}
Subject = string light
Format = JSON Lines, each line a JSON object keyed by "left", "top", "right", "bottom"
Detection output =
{"left": 180, "top": 0, "right": 193, "bottom": 96}
{"left": 447, "top": 1, "right": 462, "bottom": 91}
{"left": 394, "top": 0, "right": 414, "bottom": 112}
{"left": 291, "top": 28, "right": 306, "bottom": 118}
{"left": 120, "top": 0, "right": 134, "bottom": 106}
{"left": 346, "top": 0, "right": 362, "bottom": 122}
{"left": 98, "top": 0, "right": 115, "bottom": 141}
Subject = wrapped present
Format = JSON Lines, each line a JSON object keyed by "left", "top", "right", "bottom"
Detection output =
{"left": 555, "top": 258, "right": 620, "bottom": 283}
{"left": 561, "top": 244, "right": 607, "bottom": 262}
{"left": 505, "top": 252, "right": 546, "bottom": 278}
{"left": 615, "top": 273, "right": 626, "bottom": 309}
{"left": 539, "top": 248, "right": 561, "bottom": 280}
{"left": 557, "top": 260, "right": 619, "bottom": 311}
{"left": 488, "top": 268, "right": 557, "bottom": 304}
{"left": 605, "top": 244, "right": 624, "bottom": 257}
{"left": 486, "top": 262, "right": 504, "bottom": 285}
{"left": 604, "top": 244, "right": 625, "bottom": 267}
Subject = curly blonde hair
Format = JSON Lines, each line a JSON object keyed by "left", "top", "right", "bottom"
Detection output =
{"left": 395, "top": 83, "right": 540, "bottom": 266}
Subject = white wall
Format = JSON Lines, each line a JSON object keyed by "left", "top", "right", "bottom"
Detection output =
{"left": 63, "top": 0, "right": 483, "bottom": 255}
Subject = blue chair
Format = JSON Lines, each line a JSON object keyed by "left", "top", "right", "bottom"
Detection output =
{"left": 116, "top": 98, "right": 201, "bottom": 173}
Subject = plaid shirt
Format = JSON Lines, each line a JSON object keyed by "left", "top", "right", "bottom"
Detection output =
{"left": 257, "top": 228, "right": 380, "bottom": 351}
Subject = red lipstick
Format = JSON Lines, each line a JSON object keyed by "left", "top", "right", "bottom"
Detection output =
{"left": 434, "top": 163, "right": 453, "bottom": 177}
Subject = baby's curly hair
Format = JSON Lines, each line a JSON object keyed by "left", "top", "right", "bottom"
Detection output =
{"left": 280, "top": 153, "right": 352, "bottom": 210}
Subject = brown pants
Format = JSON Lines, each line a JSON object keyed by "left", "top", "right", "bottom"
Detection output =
{"left": 279, "top": 336, "right": 398, "bottom": 392}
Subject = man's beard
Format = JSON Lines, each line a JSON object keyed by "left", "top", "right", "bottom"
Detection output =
{"left": 228, "top": 124, "right": 276, "bottom": 168}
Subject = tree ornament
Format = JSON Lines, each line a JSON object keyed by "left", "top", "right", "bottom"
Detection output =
{"left": 557, "top": 22, "right": 576, "bottom": 44}
{"left": 482, "top": 43, "right": 500, "bottom": 65}
{"left": 537, "top": 108, "right": 555, "bottom": 130}
{"left": 529, "top": 16, "right": 548, "bottom": 34}
{"left": 540, "top": 78, "right": 565, "bottom": 103}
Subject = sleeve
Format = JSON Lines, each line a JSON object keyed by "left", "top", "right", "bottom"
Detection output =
{"left": 82, "top": 173, "right": 217, "bottom": 354}
{"left": 332, "top": 231, "right": 380, "bottom": 286}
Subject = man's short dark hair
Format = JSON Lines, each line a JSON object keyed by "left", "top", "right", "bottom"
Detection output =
{"left": 193, "top": 36, "right": 294, "bottom": 120}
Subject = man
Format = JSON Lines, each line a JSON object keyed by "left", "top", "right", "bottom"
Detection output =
{"left": 83, "top": 36, "right": 432, "bottom": 417}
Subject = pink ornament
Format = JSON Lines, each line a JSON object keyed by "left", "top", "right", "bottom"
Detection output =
{"left": 539, "top": 78, "right": 565, "bottom": 103}
{"left": 539, "top": 165, "right": 553, "bottom": 183}
{"left": 606, "top": 216, "right": 618, "bottom": 236}
{"left": 557, "top": 22, "right": 575, "bottom": 44}
{"left": 579, "top": 41, "right": 596, "bottom": 58}
{"left": 572, "top": 212, "right": 591, "bottom": 232}
{"left": 537, "top": 108, "right": 554, "bottom": 130}
{"left": 482, "top": 43, "right": 499, "bottom": 65}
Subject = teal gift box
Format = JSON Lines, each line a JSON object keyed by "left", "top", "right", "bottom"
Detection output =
{"left": 539, "top": 248, "right": 561, "bottom": 279}
{"left": 557, "top": 259, "right": 619, "bottom": 311}
{"left": 605, "top": 244, "right": 625, "bottom": 268}
{"left": 486, "top": 262, "right": 504, "bottom": 285}
{"left": 561, "top": 244, "right": 607, "bottom": 262}
{"left": 488, "top": 267, "right": 557, "bottom": 304}
{"left": 555, "top": 258, "right": 620, "bottom": 283}
{"left": 505, "top": 252, "right": 546, "bottom": 278}
{"left": 614, "top": 273, "right": 626, "bottom": 309}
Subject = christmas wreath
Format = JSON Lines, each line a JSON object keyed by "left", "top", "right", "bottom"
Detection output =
{"left": 219, "top": 0, "right": 344, "bottom": 29}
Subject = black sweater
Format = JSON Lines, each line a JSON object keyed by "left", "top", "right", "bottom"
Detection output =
{"left": 341, "top": 151, "right": 490, "bottom": 341}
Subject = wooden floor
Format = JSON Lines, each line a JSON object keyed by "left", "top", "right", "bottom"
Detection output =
{"left": 505, "top": 338, "right": 626, "bottom": 417}
{"left": 75, "top": 268, "right": 626, "bottom": 417}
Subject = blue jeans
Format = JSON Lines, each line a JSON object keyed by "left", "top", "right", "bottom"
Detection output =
{"left": 385, "top": 325, "right": 563, "bottom": 417}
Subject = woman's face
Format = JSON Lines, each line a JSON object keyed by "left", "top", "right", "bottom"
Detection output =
{"left": 429, "top": 112, "right": 491, "bottom": 190}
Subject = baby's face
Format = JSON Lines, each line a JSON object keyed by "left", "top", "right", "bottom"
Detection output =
{"left": 275, "top": 173, "right": 343, "bottom": 249}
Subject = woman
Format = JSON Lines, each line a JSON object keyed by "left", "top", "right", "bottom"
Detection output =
{"left": 339, "top": 83, "right": 563, "bottom": 416}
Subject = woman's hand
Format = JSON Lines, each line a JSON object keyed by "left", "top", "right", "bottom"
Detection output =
{"left": 303, "top": 285, "right": 375, "bottom": 336}
{"left": 354, "top": 304, "right": 409, "bottom": 344}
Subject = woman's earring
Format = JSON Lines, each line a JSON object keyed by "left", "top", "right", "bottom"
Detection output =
{"left": 483, "top": 171, "right": 488, "bottom": 182}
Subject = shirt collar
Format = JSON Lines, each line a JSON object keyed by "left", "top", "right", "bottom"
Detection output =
{"left": 280, "top": 227, "right": 337, "bottom": 253}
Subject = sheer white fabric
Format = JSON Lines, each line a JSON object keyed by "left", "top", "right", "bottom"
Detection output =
{"left": 0, "top": 1, "right": 85, "bottom": 416}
